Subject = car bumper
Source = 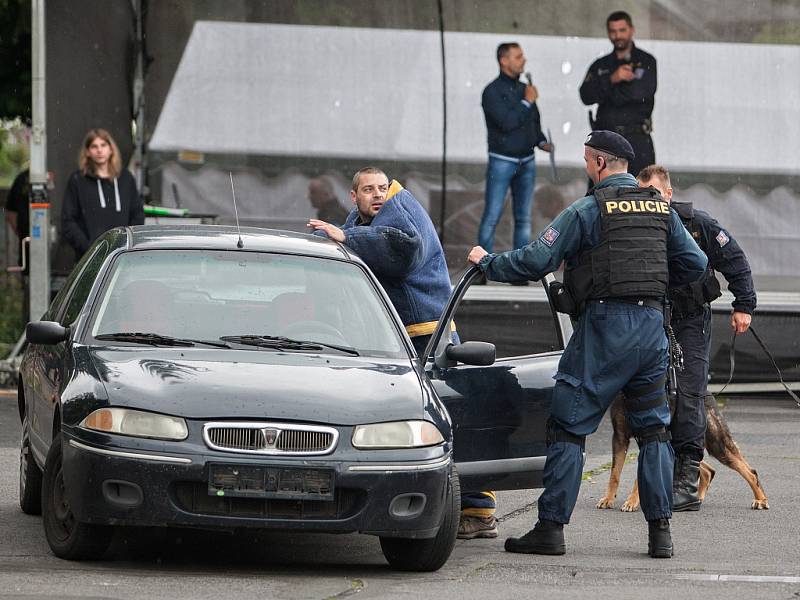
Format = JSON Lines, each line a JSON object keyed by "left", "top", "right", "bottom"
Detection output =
{"left": 62, "top": 434, "right": 452, "bottom": 539}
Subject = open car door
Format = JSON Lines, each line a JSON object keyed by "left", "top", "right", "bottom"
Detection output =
{"left": 423, "top": 267, "right": 573, "bottom": 494}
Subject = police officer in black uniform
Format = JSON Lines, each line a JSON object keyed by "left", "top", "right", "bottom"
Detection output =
{"left": 580, "top": 11, "right": 657, "bottom": 178}
{"left": 468, "top": 131, "right": 708, "bottom": 558}
{"left": 637, "top": 165, "right": 756, "bottom": 510}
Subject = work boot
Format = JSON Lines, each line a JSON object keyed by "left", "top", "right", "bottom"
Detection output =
{"left": 457, "top": 515, "right": 498, "bottom": 539}
{"left": 673, "top": 453, "right": 702, "bottom": 511}
{"left": 647, "top": 518, "right": 673, "bottom": 558}
{"left": 504, "top": 519, "right": 565, "bottom": 555}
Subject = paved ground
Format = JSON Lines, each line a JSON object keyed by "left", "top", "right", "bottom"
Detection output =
{"left": 0, "top": 391, "right": 797, "bottom": 599}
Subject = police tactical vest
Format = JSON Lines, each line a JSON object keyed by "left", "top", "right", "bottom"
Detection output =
{"left": 669, "top": 201, "right": 722, "bottom": 317}
{"left": 565, "top": 186, "right": 670, "bottom": 305}
{"left": 672, "top": 201, "right": 694, "bottom": 231}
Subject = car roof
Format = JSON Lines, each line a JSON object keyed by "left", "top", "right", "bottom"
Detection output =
{"left": 122, "top": 224, "right": 355, "bottom": 261}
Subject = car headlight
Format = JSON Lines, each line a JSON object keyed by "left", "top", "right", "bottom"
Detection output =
{"left": 352, "top": 420, "right": 444, "bottom": 449}
{"left": 80, "top": 408, "right": 188, "bottom": 441}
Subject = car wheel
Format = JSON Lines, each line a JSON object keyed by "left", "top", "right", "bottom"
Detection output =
{"left": 42, "top": 433, "right": 113, "bottom": 560}
{"left": 19, "top": 415, "right": 43, "bottom": 515}
{"left": 379, "top": 466, "right": 460, "bottom": 572}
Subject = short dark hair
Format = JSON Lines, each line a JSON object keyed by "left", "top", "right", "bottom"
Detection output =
{"left": 586, "top": 145, "right": 628, "bottom": 168}
{"left": 351, "top": 166, "right": 387, "bottom": 192}
{"left": 607, "top": 11, "right": 633, "bottom": 28}
{"left": 496, "top": 42, "right": 520, "bottom": 63}
{"left": 637, "top": 164, "right": 671, "bottom": 187}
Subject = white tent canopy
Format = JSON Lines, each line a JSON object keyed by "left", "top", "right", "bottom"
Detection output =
{"left": 151, "top": 21, "right": 800, "bottom": 174}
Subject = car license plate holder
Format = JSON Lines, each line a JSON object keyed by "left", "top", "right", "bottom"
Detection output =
{"left": 208, "top": 464, "right": 334, "bottom": 501}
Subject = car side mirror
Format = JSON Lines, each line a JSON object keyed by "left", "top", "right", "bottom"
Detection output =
{"left": 436, "top": 341, "right": 496, "bottom": 368}
{"left": 26, "top": 321, "right": 69, "bottom": 345}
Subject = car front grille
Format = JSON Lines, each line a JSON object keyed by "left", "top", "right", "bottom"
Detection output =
{"left": 276, "top": 429, "right": 331, "bottom": 452}
{"left": 172, "top": 482, "right": 365, "bottom": 520}
{"left": 203, "top": 422, "right": 338, "bottom": 455}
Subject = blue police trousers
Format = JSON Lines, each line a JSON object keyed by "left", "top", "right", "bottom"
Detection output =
{"left": 538, "top": 300, "right": 674, "bottom": 524}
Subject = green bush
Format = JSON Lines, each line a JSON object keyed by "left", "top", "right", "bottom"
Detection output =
{"left": 0, "top": 120, "right": 29, "bottom": 188}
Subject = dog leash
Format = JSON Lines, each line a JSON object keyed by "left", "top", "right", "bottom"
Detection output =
{"left": 716, "top": 325, "right": 800, "bottom": 408}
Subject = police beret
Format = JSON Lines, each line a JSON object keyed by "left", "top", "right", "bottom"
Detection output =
{"left": 584, "top": 130, "right": 635, "bottom": 161}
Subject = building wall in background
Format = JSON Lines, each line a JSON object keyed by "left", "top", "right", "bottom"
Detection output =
{"left": 46, "top": 0, "right": 133, "bottom": 273}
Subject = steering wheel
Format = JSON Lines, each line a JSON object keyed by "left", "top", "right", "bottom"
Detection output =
{"left": 281, "top": 320, "right": 348, "bottom": 345}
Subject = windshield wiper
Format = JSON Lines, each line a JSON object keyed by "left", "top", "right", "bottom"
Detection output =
{"left": 95, "top": 332, "right": 231, "bottom": 348}
{"left": 220, "top": 335, "right": 359, "bottom": 356}
{"left": 300, "top": 340, "right": 360, "bottom": 356}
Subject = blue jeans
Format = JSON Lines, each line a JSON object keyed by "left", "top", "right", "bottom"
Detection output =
{"left": 478, "top": 155, "right": 537, "bottom": 253}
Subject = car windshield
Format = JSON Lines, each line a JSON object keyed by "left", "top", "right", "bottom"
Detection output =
{"left": 90, "top": 249, "right": 407, "bottom": 358}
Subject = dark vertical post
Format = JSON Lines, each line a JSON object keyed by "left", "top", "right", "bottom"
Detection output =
{"left": 437, "top": 0, "right": 447, "bottom": 244}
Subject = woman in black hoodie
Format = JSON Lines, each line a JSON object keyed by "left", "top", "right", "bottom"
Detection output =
{"left": 61, "top": 128, "right": 144, "bottom": 259}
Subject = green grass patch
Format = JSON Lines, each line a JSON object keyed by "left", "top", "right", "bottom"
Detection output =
{"left": 582, "top": 452, "right": 638, "bottom": 481}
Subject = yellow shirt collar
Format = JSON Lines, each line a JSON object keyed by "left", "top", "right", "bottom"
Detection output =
{"left": 386, "top": 179, "right": 404, "bottom": 200}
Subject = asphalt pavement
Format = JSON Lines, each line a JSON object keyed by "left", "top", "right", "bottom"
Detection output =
{"left": 0, "top": 390, "right": 797, "bottom": 599}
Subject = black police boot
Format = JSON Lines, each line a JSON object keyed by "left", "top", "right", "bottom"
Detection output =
{"left": 504, "top": 519, "right": 565, "bottom": 555}
{"left": 647, "top": 518, "right": 673, "bottom": 558}
{"left": 673, "top": 453, "right": 702, "bottom": 512}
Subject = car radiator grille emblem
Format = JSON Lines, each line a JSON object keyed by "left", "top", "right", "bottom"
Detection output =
{"left": 263, "top": 428, "right": 278, "bottom": 446}
{"left": 204, "top": 422, "right": 337, "bottom": 455}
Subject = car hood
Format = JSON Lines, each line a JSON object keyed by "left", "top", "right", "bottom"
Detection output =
{"left": 88, "top": 347, "right": 425, "bottom": 425}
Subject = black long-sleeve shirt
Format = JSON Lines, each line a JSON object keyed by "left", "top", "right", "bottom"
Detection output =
{"left": 61, "top": 169, "right": 144, "bottom": 258}
{"left": 579, "top": 44, "right": 657, "bottom": 130}
{"left": 482, "top": 72, "right": 547, "bottom": 158}
{"left": 675, "top": 203, "right": 756, "bottom": 315}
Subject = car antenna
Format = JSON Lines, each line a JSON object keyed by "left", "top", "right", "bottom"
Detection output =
{"left": 228, "top": 171, "right": 244, "bottom": 248}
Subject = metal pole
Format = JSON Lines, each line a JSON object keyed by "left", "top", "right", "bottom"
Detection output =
{"left": 437, "top": 0, "right": 447, "bottom": 244}
{"left": 131, "top": 0, "right": 146, "bottom": 195}
{"left": 29, "top": 0, "right": 50, "bottom": 322}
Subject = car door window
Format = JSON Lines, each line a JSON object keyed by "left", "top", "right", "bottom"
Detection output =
{"left": 452, "top": 283, "right": 562, "bottom": 359}
{"left": 424, "top": 270, "right": 561, "bottom": 487}
{"left": 59, "top": 241, "right": 109, "bottom": 326}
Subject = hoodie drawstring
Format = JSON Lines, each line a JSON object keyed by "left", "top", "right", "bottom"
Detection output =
{"left": 97, "top": 178, "right": 121, "bottom": 212}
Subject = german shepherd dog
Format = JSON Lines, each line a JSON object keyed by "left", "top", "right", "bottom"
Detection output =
{"left": 596, "top": 393, "right": 769, "bottom": 511}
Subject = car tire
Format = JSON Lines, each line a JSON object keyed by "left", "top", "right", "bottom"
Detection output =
{"left": 379, "top": 465, "right": 460, "bottom": 572}
{"left": 42, "top": 433, "right": 113, "bottom": 560}
{"left": 19, "top": 415, "right": 43, "bottom": 515}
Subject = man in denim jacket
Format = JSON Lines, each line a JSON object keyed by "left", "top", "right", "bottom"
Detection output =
{"left": 308, "top": 167, "right": 451, "bottom": 356}
{"left": 309, "top": 166, "right": 498, "bottom": 539}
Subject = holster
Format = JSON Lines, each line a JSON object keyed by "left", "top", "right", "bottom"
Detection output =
{"left": 548, "top": 280, "right": 578, "bottom": 317}
{"left": 663, "top": 302, "right": 683, "bottom": 403}
{"left": 670, "top": 271, "right": 721, "bottom": 320}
